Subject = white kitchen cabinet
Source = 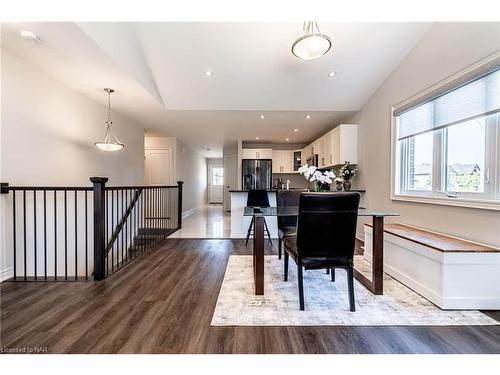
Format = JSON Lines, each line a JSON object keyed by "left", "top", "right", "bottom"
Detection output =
{"left": 242, "top": 148, "right": 273, "bottom": 159}
{"left": 324, "top": 124, "right": 357, "bottom": 167}
{"left": 272, "top": 150, "right": 293, "bottom": 173}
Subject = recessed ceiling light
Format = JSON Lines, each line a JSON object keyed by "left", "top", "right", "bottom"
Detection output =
{"left": 20, "top": 30, "right": 40, "bottom": 44}
{"left": 294, "top": 128, "right": 299, "bottom": 132}
{"left": 285, "top": 138, "right": 290, "bottom": 141}
{"left": 328, "top": 71, "right": 337, "bottom": 78}
{"left": 259, "top": 115, "right": 265, "bottom": 119}
{"left": 306, "top": 115, "right": 311, "bottom": 119}
{"left": 205, "top": 70, "right": 213, "bottom": 77}
{"left": 255, "top": 136, "right": 260, "bottom": 140}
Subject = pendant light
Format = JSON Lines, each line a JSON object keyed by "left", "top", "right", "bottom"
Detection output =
{"left": 291, "top": 21, "right": 332, "bottom": 60}
{"left": 95, "top": 88, "right": 124, "bottom": 152}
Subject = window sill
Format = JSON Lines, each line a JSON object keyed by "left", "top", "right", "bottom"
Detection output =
{"left": 391, "top": 193, "right": 500, "bottom": 211}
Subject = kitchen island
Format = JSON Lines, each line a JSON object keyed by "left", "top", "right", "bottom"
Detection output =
{"left": 229, "top": 190, "right": 278, "bottom": 238}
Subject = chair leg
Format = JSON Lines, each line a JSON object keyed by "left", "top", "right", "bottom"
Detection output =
{"left": 278, "top": 238, "right": 282, "bottom": 259}
{"left": 263, "top": 219, "right": 273, "bottom": 246}
{"left": 284, "top": 251, "right": 289, "bottom": 281}
{"left": 326, "top": 268, "right": 330, "bottom": 274}
{"left": 298, "top": 265, "right": 305, "bottom": 311}
{"left": 331, "top": 268, "right": 335, "bottom": 282}
{"left": 347, "top": 267, "right": 355, "bottom": 312}
{"left": 245, "top": 217, "right": 254, "bottom": 246}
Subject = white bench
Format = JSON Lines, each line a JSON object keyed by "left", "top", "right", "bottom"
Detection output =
{"left": 364, "top": 223, "right": 500, "bottom": 310}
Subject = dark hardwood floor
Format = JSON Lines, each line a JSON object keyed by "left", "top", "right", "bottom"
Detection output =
{"left": 1, "top": 239, "right": 499, "bottom": 354}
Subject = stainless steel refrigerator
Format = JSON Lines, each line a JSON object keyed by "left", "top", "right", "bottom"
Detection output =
{"left": 242, "top": 159, "right": 272, "bottom": 190}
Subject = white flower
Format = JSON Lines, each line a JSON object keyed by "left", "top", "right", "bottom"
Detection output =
{"left": 307, "top": 165, "right": 318, "bottom": 176}
{"left": 324, "top": 170, "right": 335, "bottom": 179}
{"left": 310, "top": 170, "right": 322, "bottom": 182}
{"left": 298, "top": 164, "right": 309, "bottom": 174}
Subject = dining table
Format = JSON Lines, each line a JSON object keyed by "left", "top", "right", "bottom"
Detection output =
{"left": 243, "top": 206, "right": 399, "bottom": 296}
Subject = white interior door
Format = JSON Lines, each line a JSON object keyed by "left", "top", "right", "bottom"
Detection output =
{"left": 208, "top": 163, "right": 224, "bottom": 204}
{"left": 145, "top": 148, "right": 172, "bottom": 185}
{"left": 223, "top": 154, "right": 238, "bottom": 211}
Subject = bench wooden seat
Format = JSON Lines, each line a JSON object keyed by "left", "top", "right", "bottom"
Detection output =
{"left": 364, "top": 223, "right": 500, "bottom": 310}
{"left": 366, "top": 223, "right": 499, "bottom": 253}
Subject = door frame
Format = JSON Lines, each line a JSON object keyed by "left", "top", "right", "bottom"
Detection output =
{"left": 144, "top": 147, "right": 174, "bottom": 186}
{"left": 207, "top": 161, "right": 224, "bottom": 204}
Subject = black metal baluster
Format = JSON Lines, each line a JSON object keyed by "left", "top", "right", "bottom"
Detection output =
{"left": 33, "top": 190, "right": 37, "bottom": 280}
{"left": 64, "top": 190, "right": 68, "bottom": 280}
{"left": 12, "top": 191, "right": 16, "bottom": 280}
{"left": 121, "top": 189, "right": 124, "bottom": 265}
{"left": 85, "top": 191, "right": 88, "bottom": 280}
{"left": 74, "top": 190, "right": 78, "bottom": 280}
{"left": 54, "top": 190, "right": 57, "bottom": 280}
{"left": 128, "top": 189, "right": 132, "bottom": 260}
{"left": 44, "top": 190, "right": 47, "bottom": 280}
{"left": 104, "top": 190, "right": 109, "bottom": 275}
{"left": 124, "top": 189, "right": 130, "bottom": 262}
{"left": 23, "top": 190, "right": 27, "bottom": 280}
{"left": 111, "top": 190, "right": 114, "bottom": 272}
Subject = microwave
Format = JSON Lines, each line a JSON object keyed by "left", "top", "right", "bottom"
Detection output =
{"left": 306, "top": 154, "right": 318, "bottom": 167}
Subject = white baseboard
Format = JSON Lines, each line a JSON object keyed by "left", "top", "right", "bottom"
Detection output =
{"left": 0, "top": 267, "right": 13, "bottom": 282}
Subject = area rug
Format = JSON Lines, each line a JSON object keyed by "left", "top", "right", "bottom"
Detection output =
{"left": 211, "top": 255, "right": 498, "bottom": 326}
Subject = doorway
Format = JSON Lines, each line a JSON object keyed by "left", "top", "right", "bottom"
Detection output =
{"left": 208, "top": 162, "right": 224, "bottom": 204}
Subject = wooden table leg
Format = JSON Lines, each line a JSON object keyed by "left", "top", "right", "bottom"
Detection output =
{"left": 353, "top": 215, "right": 385, "bottom": 295}
{"left": 253, "top": 215, "right": 264, "bottom": 295}
{"left": 372, "top": 216, "right": 384, "bottom": 295}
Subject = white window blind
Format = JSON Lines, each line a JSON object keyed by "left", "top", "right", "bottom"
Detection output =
{"left": 396, "top": 68, "right": 500, "bottom": 140}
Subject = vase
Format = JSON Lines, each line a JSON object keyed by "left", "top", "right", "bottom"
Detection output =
{"left": 315, "top": 182, "right": 329, "bottom": 192}
{"left": 335, "top": 182, "right": 343, "bottom": 191}
{"left": 343, "top": 180, "right": 351, "bottom": 191}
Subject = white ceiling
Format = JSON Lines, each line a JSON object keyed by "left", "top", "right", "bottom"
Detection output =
{"left": 1, "top": 22, "right": 431, "bottom": 157}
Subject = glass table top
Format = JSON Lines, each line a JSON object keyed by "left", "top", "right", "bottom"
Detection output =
{"left": 243, "top": 206, "right": 399, "bottom": 217}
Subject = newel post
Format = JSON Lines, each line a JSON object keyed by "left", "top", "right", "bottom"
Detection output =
{"left": 177, "top": 181, "right": 183, "bottom": 230}
{"left": 91, "top": 177, "right": 108, "bottom": 281}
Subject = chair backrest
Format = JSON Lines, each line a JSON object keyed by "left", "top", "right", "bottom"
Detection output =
{"left": 296, "top": 192, "right": 360, "bottom": 260}
{"left": 247, "top": 189, "right": 270, "bottom": 207}
{"left": 276, "top": 189, "right": 307, "bottom": 228}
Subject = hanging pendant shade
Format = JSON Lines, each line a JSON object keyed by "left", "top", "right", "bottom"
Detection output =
{"left": 95, "top": 88, "right": 124, "bottom": 152}
{"left": 292, "top": 21, "right": 332, "bottom": 60}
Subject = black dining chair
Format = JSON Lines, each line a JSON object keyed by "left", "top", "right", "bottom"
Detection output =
{"left": 245, "top": 190, "right": 273, "bottom": 246}
{"left": 276, "top": 189, "right": 307, "bottom": 260}
{"left": 283, "top": 192, "right": 361, "bottom": 311}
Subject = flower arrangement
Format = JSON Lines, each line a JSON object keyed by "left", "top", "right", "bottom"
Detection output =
{"left": 339, "top": 161, "right": 358, "bottom": 190}
{"left": 298, "top": 164, "right": 335, "bottom": 192}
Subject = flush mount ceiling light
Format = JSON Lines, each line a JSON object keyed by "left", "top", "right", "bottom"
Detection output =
{"left": 205, "top": 70, "right": 213, "bottom": 77}
{"left": 95, "top": 88, "right": 124, "bottom": 152}
{"left": 255, "top": 136, "right": 260, "bottom": 140}
{"left": 294, "top": 128, "right": 299, "bottom": 132}
{"left": 291, "top": 21, "right": 332, "bottom": 60}
{"left": 20, "top": 30, "right": 40, "bottom": 44}
{"left": 260, "top": 114, "right": 265, "bottom": 119}
{"left": 305, "top": 115, "right": 311, "bottom": 119}
{"left": 285, "top": 138, "right": 290, "bottom": 141}
{"left": 328, "top": 71, "right": 337, "bottom": 78}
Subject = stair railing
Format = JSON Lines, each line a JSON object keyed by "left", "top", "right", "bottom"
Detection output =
{"left": 1, "top": 178, "right": 183, "bottom": 281}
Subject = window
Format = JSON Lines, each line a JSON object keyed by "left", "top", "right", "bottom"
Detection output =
{"left": 212, "top": 167, "right": 224, "bottom": 186}
{"left": 393, "top": 67, "right": 500, "bottom": 209}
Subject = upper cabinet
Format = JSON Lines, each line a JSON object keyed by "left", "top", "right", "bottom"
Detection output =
{"left": 242, "top": 148, "right": 273, "bottom": 159}
{"left": 272, "top": 150, "right": 294, "bottom": 173}
{"left": 324, "top": 124, "right": 357, "bottom": 167}
{"left": 302, "top": 124, "right": 357, "bottom": 168}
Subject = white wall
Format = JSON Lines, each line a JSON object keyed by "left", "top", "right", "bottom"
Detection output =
{"left": 352, "top": 23, "right": 500, "bottom": 247}
{"left": 145, "top": 136, "right": 207, "bottom": 216}
{"left": 176, "top": 139, "right": 207, "bottom": 215}
{"left": 0, "top": 49, "right": 145, "bottom": 280}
